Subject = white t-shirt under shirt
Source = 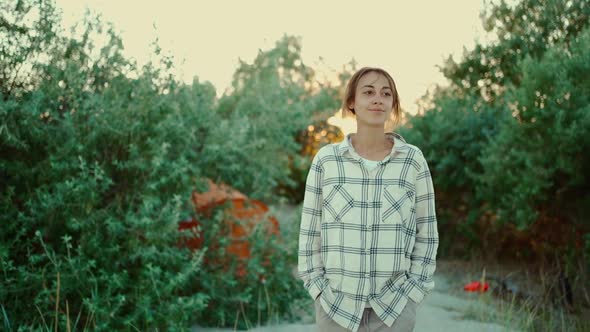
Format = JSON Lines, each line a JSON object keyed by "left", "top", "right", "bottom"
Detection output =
{"left": 349, "top": 135, "right": 383, "bottom": 173}
{"left": 361, "top": 158, "right": 380, "bottom": 172}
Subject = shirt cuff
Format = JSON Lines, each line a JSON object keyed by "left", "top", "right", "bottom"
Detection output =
{"left": 403, "top": 277, "right": 428, "bottom": 303}
{"left": 305, "top": 276, "right": 328, "bottom": 301}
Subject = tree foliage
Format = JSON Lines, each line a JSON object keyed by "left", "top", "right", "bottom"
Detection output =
{"left": 442, "top": 0, "right": 590, "bottom": 102}
{"left": 212, "top": 35, "right": 341, "bottom": 201}
{"left": 0, "top": 1, "right": 338, "bottom": 329}
{"left": 402, "top": 0, "right": 590, "bottom": 260}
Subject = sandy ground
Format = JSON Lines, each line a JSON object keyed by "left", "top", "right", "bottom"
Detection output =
{"left": 194, "top": 273, "right": 518, "bottom": 332}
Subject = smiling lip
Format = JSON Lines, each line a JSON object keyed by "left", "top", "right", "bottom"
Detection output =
{"left": 368, "top": 109, "right": 384, "bottom": 112}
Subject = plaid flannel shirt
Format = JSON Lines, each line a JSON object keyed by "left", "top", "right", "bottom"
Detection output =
{"left": 298, "top": 132, "right": 439, "bottom": 332}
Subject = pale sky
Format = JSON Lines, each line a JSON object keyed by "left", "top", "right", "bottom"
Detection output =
{"left": 54, "top": 0, "right": 489, "bottom": 134}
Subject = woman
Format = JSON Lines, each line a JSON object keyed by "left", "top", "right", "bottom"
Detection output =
{"left": 298, "top": 67, "right": 439, "bottom": 332}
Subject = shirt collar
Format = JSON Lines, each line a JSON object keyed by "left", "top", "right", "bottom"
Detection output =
{"left": 337, "top": 132, "right": 409, "bottom": 160}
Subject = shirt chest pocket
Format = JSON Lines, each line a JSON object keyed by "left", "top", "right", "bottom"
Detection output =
{"left": 322, "top": 184, "right": 356, "bottom": 222}
{"left": 382, "top": 185, "right": 415, "bottom": 224}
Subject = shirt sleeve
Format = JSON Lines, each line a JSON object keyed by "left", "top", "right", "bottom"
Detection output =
{"left": 297, "top": 150, "right": 327, "bottom": 300}
{"left": 405, "top": 152, "right": 439, "bottom": 303}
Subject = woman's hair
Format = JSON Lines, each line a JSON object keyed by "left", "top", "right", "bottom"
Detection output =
{"left": 341, "top": 67, "right": 401, "bottom": 127}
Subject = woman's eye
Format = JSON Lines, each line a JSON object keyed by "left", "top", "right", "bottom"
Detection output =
{"left": 384, "top": 92, "right": 392, "bottom": 97}
{"left": 364, "top": 91, "right": 373, "bottom": 95}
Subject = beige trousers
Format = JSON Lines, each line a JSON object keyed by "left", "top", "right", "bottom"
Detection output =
{"left": 314, "top": 298, "right": 418, "bottom": 332}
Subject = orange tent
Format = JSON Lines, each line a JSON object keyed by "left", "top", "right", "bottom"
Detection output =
{"left": 178, "top": 179, "right": 280, "bottom": 277}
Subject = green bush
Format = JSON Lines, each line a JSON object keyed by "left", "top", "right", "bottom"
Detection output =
{"left": 1, "top": 1, "right": 330, "bottom": 329}
{"left": 1, "top": 6, "right": 213, "bottom": 329}
{"left": 192, "top": 203, "right": 306, "bottom": 329}
{"left": 399, "top": 91, "right": 506, "bottom": 256}
{"left": 405, "top": 0, "right": 590, "bottom": 261}
{"left": 477, "top": 25, "right": 590, "bottom": 231}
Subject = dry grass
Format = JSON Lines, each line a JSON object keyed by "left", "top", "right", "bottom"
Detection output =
{"left": 437, "top": 259, "right": 590, "bottom": 332}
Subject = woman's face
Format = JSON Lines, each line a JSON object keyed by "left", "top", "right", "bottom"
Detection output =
{"left": 349, "top": 72, "right": 394, "bottom": 128}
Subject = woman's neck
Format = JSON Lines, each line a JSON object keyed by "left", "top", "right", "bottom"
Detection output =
{"left": 351, "top": 128, "right": 389, "bottom": 153}
{"left": 350, "top": 129, "right": 393, "bottom": 161}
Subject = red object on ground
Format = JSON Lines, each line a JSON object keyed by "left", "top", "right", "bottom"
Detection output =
{"left": 178, "top": 179, "right": 280, "bottom": 278}
{"left": 463, "top": 281, "right": 489, "bottom": 292}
